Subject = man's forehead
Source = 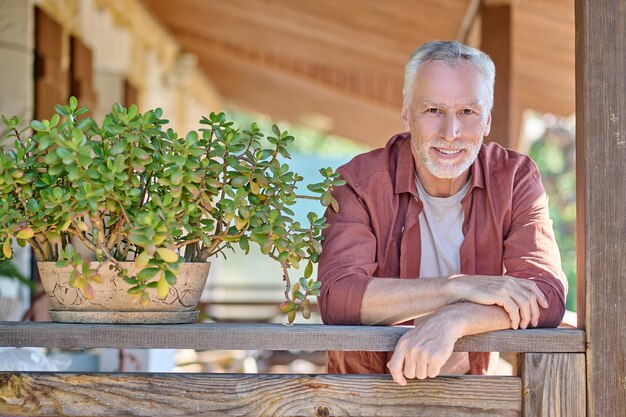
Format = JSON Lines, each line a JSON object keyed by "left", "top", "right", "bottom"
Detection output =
{"left": 415, "top": 98, "right": 485, "bottom": 108}
{"left": 411, "top": 61, "right": 490, "bottom": 107}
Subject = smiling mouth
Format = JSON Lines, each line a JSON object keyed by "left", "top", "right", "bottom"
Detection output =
{"left": 433, "top": 147, "right": 464, "bottom": 155}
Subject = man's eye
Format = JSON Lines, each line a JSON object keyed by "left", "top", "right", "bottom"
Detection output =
{"left": 462, "top": 109, "right": 475, "bottom": 115}
{"left": 426, "top": 108, "right": 440, "bottom": 114}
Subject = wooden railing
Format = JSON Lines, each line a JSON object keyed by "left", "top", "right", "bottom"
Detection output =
{"left": 0, "top": 322, "right": 585, "bottom": 416}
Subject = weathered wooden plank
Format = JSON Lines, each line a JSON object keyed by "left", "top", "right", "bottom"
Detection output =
{"left": 0, "top": 373, "right": 521, "bottom": 417}
{"left": 520, "top": 353, "right": 585, "bottom": 417}
{"left": 0, "top": 322, "right": 585, "bottom": 352}
{"left": 576, "top": 1, "right": 626, "bottom": 417}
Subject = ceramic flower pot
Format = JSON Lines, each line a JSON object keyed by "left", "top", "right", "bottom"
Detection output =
{"left": 38, "top": 261, "right": 210, "bottom": 324}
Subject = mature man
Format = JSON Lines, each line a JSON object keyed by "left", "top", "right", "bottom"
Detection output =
{"left": 317, "top": 40, "right": 567, "bottom": 385}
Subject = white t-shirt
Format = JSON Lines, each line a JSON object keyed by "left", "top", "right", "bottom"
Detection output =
{"left": 415, "top": 175, "right": 471, "bottom": 374}
{"left": 415, "top": 176, "right": 470, "bottom": 278}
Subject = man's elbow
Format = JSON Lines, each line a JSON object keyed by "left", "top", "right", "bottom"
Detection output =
{"left": 318, "top": 291, "right": 359, "bottom": 325}
{"left": 317, "top": 277, "right": 371, "bottom": 325}
{"left": 535, "top": 286, "right": 566, "bottom": 328}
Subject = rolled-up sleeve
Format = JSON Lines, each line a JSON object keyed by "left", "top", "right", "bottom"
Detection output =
{"left": 503, "top": 162, "right": 567, "bottom": 328}
{"left": 317, "top": 171, "right": 378, "bottom": 325}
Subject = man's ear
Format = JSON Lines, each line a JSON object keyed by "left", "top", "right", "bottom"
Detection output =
{"left": 483, "top": 112, "right": 492, "bottom": 137}
{"left": 401, "top": 107, "right": 410, "bottom": 130}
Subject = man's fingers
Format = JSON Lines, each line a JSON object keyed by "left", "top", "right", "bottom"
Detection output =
{"left": 403, "top": 355, "right": 417, "bottom": 380}
{"left": 529, "top": 293, "right": 541, "bottom": 327}
{"left": 518, "top": 304, "right": 531, "bottom": 329}
{"left": 426, "top": 362, "right": 442, "bottom": 379}
{"left": 516, "top": 279, "right": 549, "bottom": 308}
{"left": 500, "top": 298, "right": 520, "bottom": 329}
{"left": 510, "top": 290, "right": 533, "bottom": 329}
{"left": 387, "top": 354, "right": 407, "bottom": 386}
{"left": 414, "top": 360, "right": 428, "bottom": 380}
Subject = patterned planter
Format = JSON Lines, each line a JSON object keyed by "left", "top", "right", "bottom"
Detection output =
{"left": 38, "top": 261, "right": 210, "bottom": 324}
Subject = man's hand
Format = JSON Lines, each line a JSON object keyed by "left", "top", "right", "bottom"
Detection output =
{"left": 387, "top": 311, "right": 462, "bottom": 385}
{"left": 447, "top": 275, "right": 548, "bottom": 329}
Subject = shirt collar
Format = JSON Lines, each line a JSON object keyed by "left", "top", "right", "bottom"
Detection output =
{"left": 393, "top": 133, "right": 486, "bottom": 195}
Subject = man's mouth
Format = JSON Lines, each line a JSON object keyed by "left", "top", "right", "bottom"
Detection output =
{"left": 433, "top": 147, "right": 463, "bottom": 155}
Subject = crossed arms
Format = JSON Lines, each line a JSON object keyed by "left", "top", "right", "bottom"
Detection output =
{"left": 317, "top": 159, "right": 567, "bottom": 385}
{"left": 362, "top": 275, "right": 549, "bottom": 384}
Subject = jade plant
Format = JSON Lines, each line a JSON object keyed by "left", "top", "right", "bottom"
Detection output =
{"left": 0, "top": 98, "right": 344, "bottom": 322}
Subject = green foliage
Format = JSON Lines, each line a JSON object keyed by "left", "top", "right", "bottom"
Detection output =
{"left": 528, "top": 117, "right": 577, "bottom": 311}
{"left": 0, "top": 99, "right": 344, "bottom": 321}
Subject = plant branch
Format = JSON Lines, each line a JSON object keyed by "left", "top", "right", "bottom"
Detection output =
{"left": 106, "top": 215, "right": 125, "bottom": 252}
{"left": 68, "top": 226, "right": 99, "bottom": 253}
{"left": 138, "top": 173, "right": 152, "bottom": 209}
{"left": 281, "top": 262, "right": 291, "bottom": 302}
{"left": 293, "top": 194, "right": 321, "bottom": 200}
{"left": 110, "top": 197, "right": 131, "bottom": 224}
{"left": 174, "top": 237, "right": 202, "bottom": 249}
{"left": 12, "top": 128, "right": 26, "bottom": 151}
{"left": 28, "top": 237, "right": 45, "bottom": 261}
{"left": 90, "top": 214, "right": 107, "bottom": 257}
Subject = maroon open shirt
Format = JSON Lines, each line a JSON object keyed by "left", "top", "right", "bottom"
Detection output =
{"left": 317, "top": 133, "right": 567, "bottom": 375}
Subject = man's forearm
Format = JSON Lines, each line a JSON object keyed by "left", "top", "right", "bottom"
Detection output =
{"left": 361, "top": 277, "right": 456, "bottom": 325}
{"left": 361, "top": 274, "right": 548, "bottom": 329}
{"left": 387, "top": 301, "right": 514, "bottom": 384}
{"left": 435, "top": 301, "right": 513, "bottom": 336}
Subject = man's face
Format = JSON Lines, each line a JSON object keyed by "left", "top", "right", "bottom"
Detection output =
{"left": 403, "top": 60, "right": 492, "bottom": 184}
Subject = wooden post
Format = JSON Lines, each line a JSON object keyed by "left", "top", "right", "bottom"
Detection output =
{"left": 480, "top": 2, "right": 515, "bottom": 149}
{"left": 520, "top": 353, "right": 586, "bottom": 417}
{"left": 576, "top": 1, "right": 626, "bottom": 416}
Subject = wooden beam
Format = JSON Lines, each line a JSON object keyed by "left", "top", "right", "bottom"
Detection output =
{"left": 483, "top": 0, "right": 519, "bottom": 5}
{"left": 0, "top": 373, "right": 521, "bottom": 417}
{"left": 188, "top": 39, "right": 403, "bottom": 148}
{"left": 575, "top": 1, "right": 626, "bottom": 416}
{"left": 0, "top": 322, "right": 585, "bottom": 352}
{"left": 141, "top": 0, "right": 465, "bottom": 77}
{"left": 520, "top": 353, "right": 586, "bottom": 417}
{"left": 456, "top": 0, "right": 481, "bottom": 43}
{"left": 481, "top": 3, "right": 515, "bottom": 149}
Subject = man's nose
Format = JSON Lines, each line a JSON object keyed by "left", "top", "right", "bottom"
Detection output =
{"left": 439, "top": 114, "right": 461, "bottom": 141}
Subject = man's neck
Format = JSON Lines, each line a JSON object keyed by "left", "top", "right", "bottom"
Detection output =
{"left": 414, "top": 164, "right": 470, "bottom": 197}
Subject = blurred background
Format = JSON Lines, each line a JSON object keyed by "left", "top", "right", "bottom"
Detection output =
{"left": 0, "top": 0, "right": 575, "bottom": 373}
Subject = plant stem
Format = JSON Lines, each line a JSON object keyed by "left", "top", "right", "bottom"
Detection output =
{"left": 12, "top": 128, "right": 26, "bottom": 151}
{"left": 68, "top": 226, "right": 99, "bottom": 253}
{"left": 293, "top": 194, "right": 321, "bottom": 200}
{"left": 90, "top": 214, "right": 107, "bottom": 257}
{"left": 138, "top": 174, "right": 151, "bottom": 209}
{"left": 174, "top": 237, "right": 202, "bottom": 250}
{"left": 281, "top": 262, "right": 292, "bottom": 302}
{"left": 28, "top": 237, "right": 45, "bottom": 261}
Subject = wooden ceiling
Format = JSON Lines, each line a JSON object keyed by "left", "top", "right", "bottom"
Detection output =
{"left": 141, "top": 0, "right": 574, "bottom": 148}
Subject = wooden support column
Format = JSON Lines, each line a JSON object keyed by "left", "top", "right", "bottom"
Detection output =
{"left": 480, "top": 2, "right": 515, "bottom": 149}
{"left": 576, "top": 1, "right": 626, "bottom": 416}
{"left": 520, "top": 353, "right": 586, "bottom": 417}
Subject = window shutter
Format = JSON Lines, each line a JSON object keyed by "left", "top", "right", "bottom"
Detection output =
{"left": 70, "top": 35, "right": 96, "bottom": 114}
{"left": 124, "top": 78, "right": 139, "bottom": 108}
{"left": 34, "top": 7, "right": 68, "bottom": 120}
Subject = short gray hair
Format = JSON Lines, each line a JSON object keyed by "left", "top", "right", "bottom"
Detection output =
{"left": 402, "top": 40, "right": 495, "bottom": 112}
